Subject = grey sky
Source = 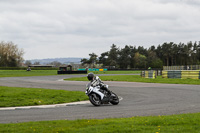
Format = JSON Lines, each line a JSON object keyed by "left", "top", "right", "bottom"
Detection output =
{"left": 1, "top": 0, "right": 200, "bottom": 60}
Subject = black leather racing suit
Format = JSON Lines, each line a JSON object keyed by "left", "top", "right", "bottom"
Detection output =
{"left": 90, "top": 76, "right": 109, "bottom": 92}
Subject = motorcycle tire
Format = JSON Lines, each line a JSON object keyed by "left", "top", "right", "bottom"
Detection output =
{"left": 110, "top": 92, "right": 119, "bottom": 105}
{"left": 89, "top": 93, "right": 101, "bottom": 106}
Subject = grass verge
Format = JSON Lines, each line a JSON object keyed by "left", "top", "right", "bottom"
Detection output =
{"left": 0, "top": 70, "right": 141, "bottom": 77}
{"left": 89, "top": 70, "right": 141, "bottom": 74}
{"left": 0, "top": 86, "right": 88, "bottom": 107}
{"left": 0, "top": 113, "right": 199, "bottom": 132}
{"left": 65, "top": 75, "right": 200, "bottom": 85}
{"left": 0, "top": 70, "right": 58, "bottom": 77}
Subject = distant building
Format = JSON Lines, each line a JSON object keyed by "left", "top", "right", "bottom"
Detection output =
{"left": 28, "top": 65, "right": 55, "bottom": 68}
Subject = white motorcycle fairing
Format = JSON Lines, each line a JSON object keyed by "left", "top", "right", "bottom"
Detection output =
{"left": 85, "top": 81, "right": 119, "bottom": 106}
{"left": 86, "top": 86, "right": 105, "bottom": 100}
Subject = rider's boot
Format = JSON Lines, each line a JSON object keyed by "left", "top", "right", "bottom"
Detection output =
{"left": 107, "top": 89, "right": 112, "bottom": 95}
{"left": 101, "top": 96, "right": 109, "bottom": 104}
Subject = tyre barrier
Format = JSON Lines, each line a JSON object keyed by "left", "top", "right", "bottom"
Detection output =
{"left": 162, "top": 70, "right": 200, "bottom": 79}
{"left": 141, "top": 70, "right": 156, "bottom": 79}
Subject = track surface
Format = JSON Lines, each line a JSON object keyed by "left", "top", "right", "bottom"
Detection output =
{"left": 0, "top": 75, "right": 200, "bottom": 123}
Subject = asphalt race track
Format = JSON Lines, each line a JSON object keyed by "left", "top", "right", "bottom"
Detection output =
{"left": 0, "top": 74, "right": 200, "bottom": 123}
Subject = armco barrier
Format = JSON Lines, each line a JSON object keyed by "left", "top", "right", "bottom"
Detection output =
{"left": 141, "top": 70, "right": 156, "bottom": 79}
{"left": 162, "top": 70, "right": 200, "bottom": 79}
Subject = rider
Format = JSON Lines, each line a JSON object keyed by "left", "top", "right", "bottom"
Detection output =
{"left": 87, "top": 73, "right": 111, "bottom": 94}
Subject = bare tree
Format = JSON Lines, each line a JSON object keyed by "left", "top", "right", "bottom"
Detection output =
{"left": 0, "top": 41, "right": 24, "bottom": 67}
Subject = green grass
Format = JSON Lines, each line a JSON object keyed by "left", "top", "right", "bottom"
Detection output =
{"left": 65, "top": 75, "right": 200, "bottom": 85}
{"left": 0, "top": 70, "right": 58, "bottom": 77}
{"left": 0, "top": 113, "right": 199, "bottom": 132}
{"left": 89, "top": 70, "right": 141, "bottom": 74}
{"left": 0, "top": 70, "right": 140, "bottom": 77}
{"left": 0, "top": 86, "right": 88, "bottom": 107}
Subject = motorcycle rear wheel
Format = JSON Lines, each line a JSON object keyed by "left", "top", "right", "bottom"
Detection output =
{"left": 89, "top": 93, "right": 101, "bottom": 106}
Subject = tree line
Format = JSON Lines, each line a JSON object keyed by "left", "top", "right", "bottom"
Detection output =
{"left": 1, "top": 40, "right": 200, "bottom": 69}
{"left": 81, "top": 41, "right": 200, "bottom": 69}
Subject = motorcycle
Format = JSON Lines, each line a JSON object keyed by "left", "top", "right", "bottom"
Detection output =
{"left": 85, "top": 77, "right": 119, "bottom": 106}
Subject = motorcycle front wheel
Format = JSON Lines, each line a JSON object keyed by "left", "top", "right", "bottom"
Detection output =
{"left": 89, "top": 93, "right": 101, "bottom": 106}
{"left": 110, "top": 92, "right": 119, "bottom": 105}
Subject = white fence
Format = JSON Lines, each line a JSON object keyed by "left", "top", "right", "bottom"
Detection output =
{"left": 163, "top": 65, "right": 200, "bottom": 70}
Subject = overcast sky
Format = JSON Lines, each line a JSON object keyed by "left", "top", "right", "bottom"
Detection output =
{"left": 1, "top": 0, "right": 200, "bottom": 60}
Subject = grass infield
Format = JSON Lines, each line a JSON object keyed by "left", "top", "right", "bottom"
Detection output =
{"left": 0, "top": 70, "right": 140, "bottom": 77}
{"left": 0, "top": 70, "right": 58, "bottom": 77}
{"left": 0, "top": 86, "right": 88, "bottom": 107}
{"left": 0, "top": 113, "right": 199, "bottom": 132}
{"left": 65, "top": 75, "right": 200, "bottom": 85}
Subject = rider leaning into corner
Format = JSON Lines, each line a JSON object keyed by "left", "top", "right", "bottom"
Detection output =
{"left": 86, "top": 72, "right": 119, "bottom": 106}
{"left": 87, "top": 73, "right": 111, "bottom": 95}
